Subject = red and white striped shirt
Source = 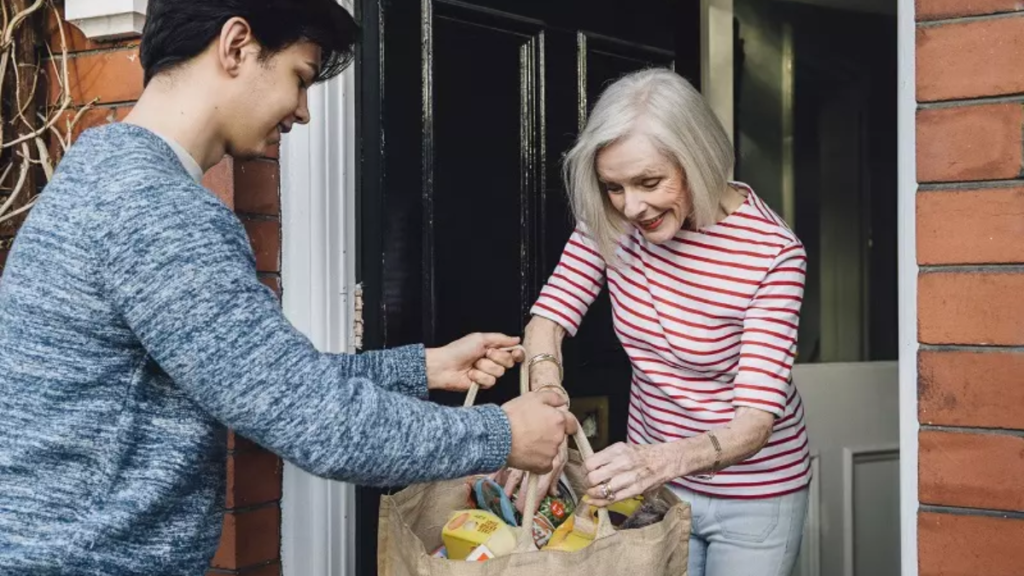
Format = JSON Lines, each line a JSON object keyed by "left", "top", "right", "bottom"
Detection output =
{"left": 531, "top": 185, "right": 811, "bottom": 498}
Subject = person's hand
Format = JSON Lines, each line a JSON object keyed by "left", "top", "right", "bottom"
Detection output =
{"left": 498, "top": 437, "right": 568, "bottom": 512}
{"left": 583, "top": 442, "right": 677, "bottom": 507}
{"left": 502, "top": 390, "right": 578, "bottom": 474}
{"left": 424, "top": 333, "right": 526, "bottom": 392}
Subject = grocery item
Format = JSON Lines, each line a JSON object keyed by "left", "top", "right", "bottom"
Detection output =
{"left": 620, "top": 494, "right": 673, "bottom": 530}
{"left": 430, "top": 545, "right": 448, "bottom": 559}
{"left": 606, "top": 495, "right": 644, "bottom": 527}
{"left": 465, "top": 544, "right": 496, "bottom": 561}
{"left": 441, "top": 509, "right": 517, "bottom": 561}
{"left": 472, "top": 477, "right": 520, "bottom": 526}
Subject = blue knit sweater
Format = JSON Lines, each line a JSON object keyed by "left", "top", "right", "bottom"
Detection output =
{"left": 0, "top": 123, "right": 511, "bottom": 574}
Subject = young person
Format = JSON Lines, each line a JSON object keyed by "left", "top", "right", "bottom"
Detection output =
{"left": 0, "top": 1, "right": 575, "bottom": 573}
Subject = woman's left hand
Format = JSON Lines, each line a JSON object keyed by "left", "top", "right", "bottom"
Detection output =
{"left": 583, "top": 442, "right": 678, "bottom": 507}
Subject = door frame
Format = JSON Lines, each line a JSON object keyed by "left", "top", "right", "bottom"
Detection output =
{"left": 896, "top": 0, "right": 919, "bottom": 572}
{"left": 279, "top": 1, "right": 921, "bottom": 575}
{"left": 279, "top": 64, "right": 359, "bottom": 576}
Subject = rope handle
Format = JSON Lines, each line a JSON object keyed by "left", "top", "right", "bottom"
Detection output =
{"left": 463, "top": 345, "right": 615, "bottom": 551}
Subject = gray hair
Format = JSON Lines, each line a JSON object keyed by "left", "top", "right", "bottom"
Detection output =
{"left": 563, "top": 68, "right": 734, "bottom": 265}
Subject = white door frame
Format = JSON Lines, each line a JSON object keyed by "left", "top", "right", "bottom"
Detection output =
{"left": 279, "top": 65, "right": 358, "bottom": 576}
{"left": 895, "top": 0, "right": 919, "bottom": 572}
{"left": 280, "top": 1, "right": 921, "bottom": 574}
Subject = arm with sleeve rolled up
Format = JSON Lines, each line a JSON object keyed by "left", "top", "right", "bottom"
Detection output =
{"left": 102, "top": 185, "right": 517, "bottom": 486}
{"left": 500, "top": 229, "right": 606, "bottom": 499}
{"left": 525, "top": 227, "right": 607, "bottom": 392}
{"left": 583, "top": 241, "right": 807, "bottom": 504}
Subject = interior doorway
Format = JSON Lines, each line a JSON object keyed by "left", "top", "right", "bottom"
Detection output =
{"left": 731, "top": 1, "right": 900, "bottom": 575}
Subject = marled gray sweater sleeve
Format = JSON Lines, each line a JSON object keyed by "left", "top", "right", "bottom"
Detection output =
{"left": 101, "top": 180, "right": 511, "bottom": 485}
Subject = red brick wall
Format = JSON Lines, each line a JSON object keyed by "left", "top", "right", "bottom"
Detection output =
{"left": 0, "top": 7, "right": 284, "bottom": 574}
{"left": 916, "top": 2, "right": 1024, "bottom": 575}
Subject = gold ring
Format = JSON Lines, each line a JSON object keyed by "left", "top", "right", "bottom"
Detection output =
{"left": 601, "top": 480, "right": 613, "bottom": 500}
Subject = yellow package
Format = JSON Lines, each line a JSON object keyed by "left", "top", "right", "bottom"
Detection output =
{"left": 441, "top": 509, "right": 516, "bottom": 560}
{"left": 543, "top": 514, "right": 596, "bottom": 552}
{"left": 606, "top": 495, "right": 644, "bottom": 526}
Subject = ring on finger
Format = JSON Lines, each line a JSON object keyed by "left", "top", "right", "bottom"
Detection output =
{"left": 601, "top": 480, "right": 614, "bottom": 500}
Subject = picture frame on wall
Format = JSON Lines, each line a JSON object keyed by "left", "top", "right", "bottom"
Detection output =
{"left": 569, "top": 395, "right": 610, "bottom": 452}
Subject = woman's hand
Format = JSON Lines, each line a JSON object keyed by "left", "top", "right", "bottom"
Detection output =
{"left": 582, "top": 442, "right": 679, "bottom": 507}
{"left": 424, "top": 333, "right": 525, "bottom": 392}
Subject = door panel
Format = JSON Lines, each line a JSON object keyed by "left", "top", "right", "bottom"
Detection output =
{"left": 791, "top": 362, "right": 900, "bottom": 576}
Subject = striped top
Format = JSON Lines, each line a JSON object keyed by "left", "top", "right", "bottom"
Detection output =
{"left": 531, "top": 184, "right": 811, "bottom": 498}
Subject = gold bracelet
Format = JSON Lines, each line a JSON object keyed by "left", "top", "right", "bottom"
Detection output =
{"left": 535, "top": 383, "right": 570, "bottom": 408}
{"left": 527, "top": 353, "right": 563, "bottom": 382}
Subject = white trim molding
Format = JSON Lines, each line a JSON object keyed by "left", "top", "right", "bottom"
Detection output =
{"left": 280, "top": 65, "right": 358, "bottom": 576}
{"left": 65, "top": 0, "right": 147, "bottom": 40}
{"left": 896, "top": 0, "right": 919, "bottom": 573}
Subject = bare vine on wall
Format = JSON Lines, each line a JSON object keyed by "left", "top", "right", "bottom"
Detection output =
{"left": 1, "top": 0, "right": 94, "bottom": 237}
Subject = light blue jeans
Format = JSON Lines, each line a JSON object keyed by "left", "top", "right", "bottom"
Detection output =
{"left": 669, "top": 486, "right": 809, "bottom": 576}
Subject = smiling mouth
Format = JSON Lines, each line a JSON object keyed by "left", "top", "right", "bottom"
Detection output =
{"left": 638, "top": 213, "right": 665, "bottom": 231}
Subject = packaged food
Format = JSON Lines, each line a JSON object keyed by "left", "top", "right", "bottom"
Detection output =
{"left": 535, "top": 477, "right": 577, "bottom": 529}
{"left": 441, "top": 509, "right": 517, "bottom": 561}
{"left": 529, "top": 513, "right": 556, "bottom": 548}
{"left": 465, "top": 544, "right": 496, "bottom": 561}
{"left": 430, "top": 545, "right": 448, "bottom": 559}
{"left": 542, "top": 514, "right": 596, "bottom": 552}
{"left": 606, "top": 495, "right": 644, "bottom": 527}
{"left": 472, "top": 477, "right": 520, "bottom": 526}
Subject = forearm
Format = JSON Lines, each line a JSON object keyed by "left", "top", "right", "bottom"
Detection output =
{"left": 333, "top": 345, "right": 428, "bottom": 398}
{"left": 523, "top": 315, "right": 566, "bottom": 390}
{"left": 666, "top": 407, "right": 775, "bottom": 478}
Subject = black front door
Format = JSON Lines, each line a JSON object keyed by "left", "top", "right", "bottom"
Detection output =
{"left": 355, "top": 1, "right": 699, "bottom": 571}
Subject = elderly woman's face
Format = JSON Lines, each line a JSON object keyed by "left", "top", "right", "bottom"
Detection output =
{"left": 596, "top": 132, "right": 689, "bottom": 245}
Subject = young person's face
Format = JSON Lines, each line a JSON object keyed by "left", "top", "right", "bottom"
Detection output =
{"left": 223, "top": 40, "right": 320, "bottom": 159}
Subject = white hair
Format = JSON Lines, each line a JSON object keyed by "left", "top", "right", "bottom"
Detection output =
{"left": 563, "top": 68, "right": 734, "bottom": 265}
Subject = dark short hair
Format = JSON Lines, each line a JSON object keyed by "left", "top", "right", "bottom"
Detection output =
{"left": 140, "top": 0, "right": 358, "bottom": 86}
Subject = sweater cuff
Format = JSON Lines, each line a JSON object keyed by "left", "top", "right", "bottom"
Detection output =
{"left": 378, "top": 344, "right": 429, "bottom": 399}
{"left": 470, "top": 404, "right": 513, "bottom": 473}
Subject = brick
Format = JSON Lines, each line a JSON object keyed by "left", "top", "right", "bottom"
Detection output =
{"left": 258, "top": 274, "right": 282, "bottom": 298}
{"left": 226, "top": 448, "right": 282, "bottom": 509}
{"left": 48, "top": 48, "right": 144, "bottom": 106}
{"left": 234, "top": 160, "right": 280, "bottom": 216}
{"left": 203, "top": 157, "right": 235, "bottom": 210}
{"left": 919, "top": 511, "right": 1024, "bottom": 576}
{"left": 919, "top": 271, "right": 1024, "bottom": 345}
{"left": 919, "top": 430, "right": 1024, "bottom": 511}
{"left": 243, "top": 219, "right": 280, "bottom": 273}
{"left": 208, "top": 562, "right": 281, "bottom": 576}
{"left": 227, "top": 431, "right": 261, "bottom": 453}
{"left": 917, "top": 0, "right": 1024, "bottom": 20}
{"left": 211, "top": 505, "right": 280, "bottom": 570}
{"left": 919, "top": 349, "right": 1024, "bottom": 428}
{"left": 917, "top": 187, "right": 1024, "bottom": 264}
{"left": 916, "top": 104, "right": 1023, "bottom": 183}
{"left": 917, "top": 17, "right": 1024, "bottom": 101}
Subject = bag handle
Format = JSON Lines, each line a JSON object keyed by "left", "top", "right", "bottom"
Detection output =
{"left": 464, "top": 346, "right": 615, "bottom": 551}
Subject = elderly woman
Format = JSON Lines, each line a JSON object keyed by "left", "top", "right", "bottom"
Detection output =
{"left": 520, "top": 68, "right": 810, "bottom": 575}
